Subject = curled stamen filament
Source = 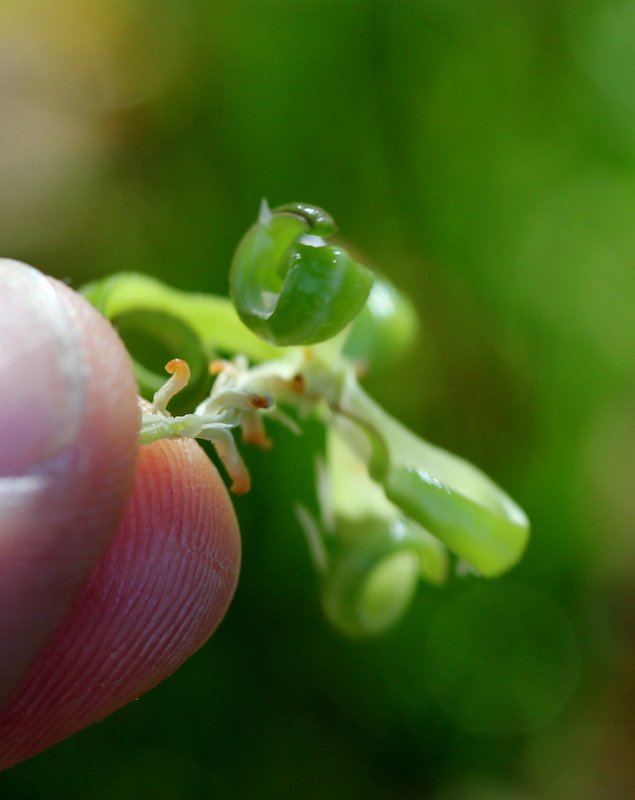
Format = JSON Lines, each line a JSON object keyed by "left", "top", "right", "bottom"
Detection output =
{"left": 241, "top": 411, "right": 272, "bottom": 449}
{"left": 153, "top": 359, "right": 191, "bottom": 414}
{"left": 200, "top": 427, "right": 251, "bottom": 494}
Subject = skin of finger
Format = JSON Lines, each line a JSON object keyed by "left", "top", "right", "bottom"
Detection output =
{"left": 0, "top": 435, "right": 241, "bottom": 770}
{"left": 0, "top": 275, "right": 140, "bottom": 707}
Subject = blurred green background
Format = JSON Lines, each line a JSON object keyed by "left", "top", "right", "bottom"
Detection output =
{"left": 2, "top": 0, "right": 635, "bottom": 797}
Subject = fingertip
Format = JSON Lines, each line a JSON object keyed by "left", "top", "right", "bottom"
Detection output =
{"left": 0, "top": 435, "right": 241, "bottom": 770}
{"left": 0, "top": 262, "right": 139, "bottom": 706}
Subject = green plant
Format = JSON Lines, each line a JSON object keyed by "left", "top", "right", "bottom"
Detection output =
{"left": 82, "top": 201, "right": 529, "bottom": 637}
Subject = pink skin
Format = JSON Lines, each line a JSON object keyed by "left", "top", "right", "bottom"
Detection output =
{"left": 0, "top": 262, "right": 241, "bottom": 770}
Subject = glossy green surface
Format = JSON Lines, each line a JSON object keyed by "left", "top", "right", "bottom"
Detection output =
{"left": 230, "top": 202, "right": 374, "bottom": 345}
{"left": 335, "top": 378, "right": 529, "bottom": 578}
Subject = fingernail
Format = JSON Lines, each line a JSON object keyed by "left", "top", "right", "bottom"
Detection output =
{"left": 0, "top": 260, "right": 85, "bottom": 476}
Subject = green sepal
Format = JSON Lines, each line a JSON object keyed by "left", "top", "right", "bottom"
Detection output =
{"left": 320, "top": 518, "right": 446, "bottom": 638}
{"left": 336, "top": 375, "right": 530, "bottom": 578}
{"left": 81, "top": 272, "right": 278, "bottom": 361}
{"left": 81, "top": 272, "right": 280, "bottom": 403}
{"left": 110, "top": 309, "right": 208, "bottom": 407}
{"left": 299, "top": 428, "right": 447, "bottom": 637}
{"left": 343, "top": 277, "right": 419, "bottom": 369}
{"left": 230, "top": 201, "right": 374, "bottom": 346}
